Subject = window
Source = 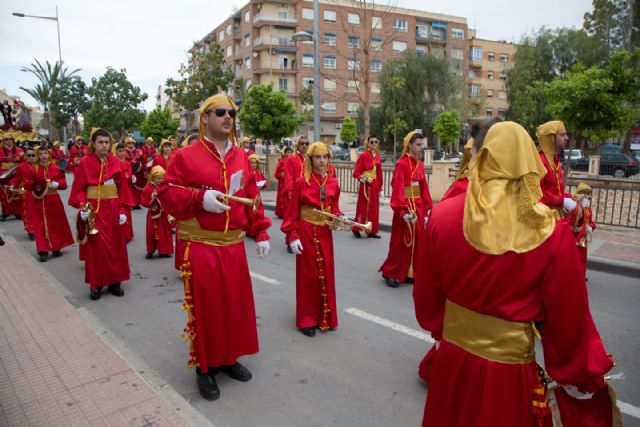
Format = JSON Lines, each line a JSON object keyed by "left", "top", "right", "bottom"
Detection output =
{"left": 347, "top": 102, "right": 359, "bottom": 115}
{"left": 499, "top": 72, "right": 507, "bottom": 81}
{"left": 370, "top": 37, "right": 383, "bottom": 51}
{"left": 416, "top": 24, "right": 428, "bottom": 38}
{"left": 302, "top": 8, "right": 314, "bottom": 20}
{"left": 471, "top": 47, "right": 483, "bottom": 60}
{"left": 371, "top": 82, "right": 381, "bottom": 94}
{"left": 487, "top": 71, "right": 494, "bottom": 80}
{"left": 488, "top": 52, "right": 495, "bottom": 61}
{"left": 324, "top": 78, "right": 336, "bottom": 92}
{"left": 348, "top": 35, "right": 360, "bottom": 48}
{"left": 322, "top": 102, "right": 337, "bottom": 113}
{"left": 430, "top": 27, "right": 442, "bottom": 40}
{"left": 279, "top": 78, "right": 288, "bottom": 92}
{"left": 219, "top": 31, "right": 225, "bottom": 42}
{"left": 226, "top": 45, "right": 232, "bottom": 57}
{"left": 416, "top": 45, "right": 426, "bottom": 55}
{"left": 469, "top": 69, "right": 478, "bottom": 79}
{"left": 324, "top": 10, "right": 336, "bottom": 23}
{"left": 244, "top": 56, "right": 251, "bottom": 70}
{"left": 469, "top": 85, "right": 481, "bottom": 97}
{"left": 226, "top": 24, "right": 232, "bottom": 36}
{"left": 277, "top": 11, "right": 289, "bottom": 20}
{"left": 303, "top": 77, "right": 314, "bottom": 89}
{"left": 452, "top": 28, "right": 464, "bottom": 40}
{"left": 324, "top": 56, "right": 336, "bottom": 69}
{"left": 498, "top": 108, "right": 507, "bottom": 116}
{"left": 347, "top": 58, "right": 360, "bottom": 70}
{"left": 450, "top": 48, "right": 464, "bottom": 60}
{"left": 500, "top": 54, "right": 509, "bottom": 63}
{"left": 372, "top": 16, "right": 382, "bottom": 29}
{"left": 498, "top": 90, "right": 507, "bottom": 99}
{"left": 393, "top": 19, "right": 408, "bottom": 32}
{"left": 303, "top": 54, "right": 314, "bottom": 67}
{"left": 348, "top": 13, "right": 360, "bottom": 25}
{"left": 324, "top": 32, "right": 336, "bottom": 46}
{"left": 244, "top": 34, "right": 250, "bottom": 47}
{"left": 487, "top": 89, "right": 493, "bottom": 98}
{"left": 486, "top": 108, "right": 493, "bottom": 117}
{"left": 392, "top": 41, "right": 407, "bottom": 52}
{"left": 347, "top": 80, "right": 359, "bottom": 92}
{"left": 371, "top": 60, "right": 382, "bottom": 72}
{"left": 244, "top": 10, "right": 250, "bottom": 22}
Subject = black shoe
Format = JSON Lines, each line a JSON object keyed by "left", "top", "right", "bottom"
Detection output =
{"left": 300, "top": 327, "right": 316, "bottom": 337}
{"left": 14, "top": 215, "right": 22, "bottom": 220}
{"left": 220, "top": 362, "right": 252, "bottom": 382}
{"left": 28, "top": 233, "right": 34, "bottom": 241}
{"left": 383, "top": 276, "right": 400, "bottom": 288}
{"left": 367, "top": 233, "right": 381, "bottom": 239}
{"left": 132, "top": 205, "right": 141, "bottom": 210}
{"left": 0, "top": 215, "right": 5, "bottom": 222}
{"left": 145, "top": 252, "right": 153, "bottom": 259}
{"left": 352, "top": 230, "right": 361, "bottom": 238}
{"left": 287, "top": 245, "right": 293, "bottom": 254}
{"left": 38, "top": 252, "right": 48, "bottom": 262}
{"left": 405, "top": 277, "right": 414, "bottom": 284}
{"left": 158, "top": 254, "right": 171, "bottom": 258}
{"left": 196, "top": 371, "right": 221, "bottom": 400}
{"left": 90, "top": 287, "right": 103, "bottom": 300}
{"left": 52, "top": 250, "right": 62, "bottom": 257}
{"left": 108, "top": 283, "right": 124, "bottom": 297}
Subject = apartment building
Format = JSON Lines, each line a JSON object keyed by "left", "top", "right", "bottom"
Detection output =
{"left": 468, "top": 37, "right": 517, "bottom": 119}
{"left": 194, "top": 0, "right": 469, "bottom": 143}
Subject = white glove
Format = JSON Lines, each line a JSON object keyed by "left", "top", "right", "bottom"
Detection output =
{"left": 131, "top": 175, "right": 137, "bottom": 184}
{"left": 79, "top": 210, "right": 90, "bottom": 222}
{"left": 424, "top": 216, "right": 429, "bottom": 226}
{"left": 119, "top": 214, "right": 127, "bottom": 225}
{"left": 256, "top": 180, "right": 266, "bottom": 189}
{"left": 402, "top": 213, "right": 416, "bottom": 224}
{"left": 202, "top": 189, "right": 230, "bottom": 214}
{"left": 587, "top": 225, "right": 593, "bottom": 234}
{"left": 50, "top": 181, "right": 60, "bottom": 189}
{"left": 256, "top": 240, "right": 270, "bottom": 258}
{"left": 290, "top": 239, "right": 303, "bottom": 255}
{"left": 435, "top": 340, "right": 441, "bottom": 351}
{"left": 563, "top": 197, "right": 577, "bottom": 212}
{"left": 359, "top": 176, "right": 367, "bottom": 183}
{"left": 379, "top": 191, "right": 384, "bottom": 199}
{"left": 581, "top": 198, "right": 590, "bottom": 208}
{"left": 562, "top": 385, "right": 594, "bottom": 400}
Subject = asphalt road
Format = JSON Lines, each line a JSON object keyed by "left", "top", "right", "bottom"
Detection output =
{"left": 1, "top": 181, "right": 639, "bottom": 427}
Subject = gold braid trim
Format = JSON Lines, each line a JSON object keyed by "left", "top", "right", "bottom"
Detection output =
{"left": 179, "top": 242, "right": 198, "bottom": 368}
{"left": 518, "top": 174, "right": 550, "bottom": 229}
{"left": 312, "top": 226, "right": 331, "bottom": 331}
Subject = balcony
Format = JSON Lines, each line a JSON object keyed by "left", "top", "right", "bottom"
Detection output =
{"left": 233, "top": 28, "right": 242, "bottom": 40}
{"left": 253, "top": 13, "right": 297, "bottom": 28}
{"left": 470, "top": 60, "right": 482, "bottom": 68}
{"left": 254, "top": 64, "right": 298, "bottom": 75}
{"left": 253, "top": 37, "right": 297, "bottom": 51}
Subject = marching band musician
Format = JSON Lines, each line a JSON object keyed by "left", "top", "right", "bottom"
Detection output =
{"left": 141, "top": 136, "right": 157, "bottom": 162}
{"left": 248, "top": 153, "right": 267, "bottom": 190}
{"left": 351, "top": 135, "right": 383, "bottom": 239}
{"left": 141, "top": 166, "right": 173, "bottom": 259}
{"left": 283, "top": 136, "right": 309, "bottom": 253}
{"left": 152, "top": 139, "right": 174, "bottom": 170}
{"left": 123, "top": 136, "right": 146, "bottom": 208}
{"left": 379, "top": 131, "right": 432, "bottom": 288}
{"left": 9, "top": 145, "right": 37, "bottom": 239}
{"left": 68, "top": 128, "right": 134, "bottom": 301}
{"left": 115, "top": 142, "right": 135, "bottom": 242}
{"left": 50, "top": 140, "right": 67, "bottom": 166}
{"left": 0, "top": 132, "right": 25, "bottom": 221}
{"left": 566, "top": 183, "right": 596, "bottom": 279}
{"left": 274, "top": 146, "right": 293, "bottom": 219}
{"left": 281, "top": 142, "right": 343, "bottom": 337}
{"left": 158, "top": 94, "right": 271, "bottom": 401}
{"left": 67, "top": 135, "right": 88, "bottom": 174}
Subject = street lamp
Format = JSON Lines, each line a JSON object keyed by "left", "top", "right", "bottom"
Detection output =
{"left": 292, "top": 0, "right": 320, "bottom": 141}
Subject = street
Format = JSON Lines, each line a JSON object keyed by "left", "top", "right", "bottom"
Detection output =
{"left": 1, "top": 186, "right": 639, "bottom": 426}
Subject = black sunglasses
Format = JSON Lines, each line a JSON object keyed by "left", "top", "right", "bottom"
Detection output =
{"left": 26, "top": 154, "right": 36, "bottom": 157}
{"left": 210, "top": 108, "right": 237, "bottom": 118}
{"left": 369, "top": 140, "right": 379, "bottom": 144}
{"left": 298, "top": 142, "right": 309, "bottom": 146}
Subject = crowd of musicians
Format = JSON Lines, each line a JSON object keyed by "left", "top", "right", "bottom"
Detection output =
{"left": 0, "top": 94, "right": 618, "bottom": 426}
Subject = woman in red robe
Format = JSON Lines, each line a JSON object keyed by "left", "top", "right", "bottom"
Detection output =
{"left": 352, "top": 135, "right": 383, "bottom": 238}
{"left": 152, "top": 139, "right": 174, "bottom": 170}
{"left": 0, "top": 133, "right": 25, "bottom": 220}
{"left": 115, "top": 143, "right": 134, "bottom": 242}
{"left": 274, "top": 146, "right": 292, "bottom": 218}
{"left": 141, "top": 166, "right": 173, "bottom": 259}
{"left": 50, "top": 140, "right": 67, "bottom": 166}
{"left": 9, "top": 146, "right": 37, "bottom": 239}
{"left": 379, "top": 131, "right": 432, "bottom": 288}
{"left": 414, "top": 121, "right": 616, "bottom": 427}
{"left": 67, "top": 136, "right": 88, "bottom": 174}
{"left": 28, "top": 144, "right": 74, "bottom": 262}
{"left": 68, "top": 128, "right": 134, "bottom": 301}
{"left": 123, "top": 136, "right": 146, "bottom": 207}
{"left": 281, "top": 142, "right": 342, "bottom": 337}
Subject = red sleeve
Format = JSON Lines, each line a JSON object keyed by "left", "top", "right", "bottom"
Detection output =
{"left": 243, "top": 165, "right": 271, "bottom": 242}
{"left": 275, "top": 160, "right": 286, "bottom": 181}
{"left": 281, "top": 177, "right": 302, "bottom": 242}
{"left": 352, "top": 153, "right": 366, "bottom": 179}
{"left": 68, "top": 159, "right": 88, "bottom": 209}
{"left": 52, "top": 165, "right": 67, "bottom": 190}
{"left": 283, "top": 156, "right": 296, "bottom": 198}
{"left": 420, "top": 168, "right": 433, "bottom": 215}
{"left": 390, "top": 158, "right": 410, "bottom": 216}
{"left": 157, "top": 150, "right": 208, "bottom": 221}
{"left": 140, "top": 184, "right": 153, "bottom": 208}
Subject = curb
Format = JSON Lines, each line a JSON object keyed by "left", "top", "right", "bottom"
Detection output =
{"left": 263, "top": 202, "right": 640, "bottom": 279}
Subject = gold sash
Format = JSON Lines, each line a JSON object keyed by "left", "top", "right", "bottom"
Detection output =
{"left": 300, "top": 205, "right": 330, "bottom": 226}
{"left": 86, "top": 184, "right": 118, "bottom": 199}
{"left": 362, "top": 169, "right": 376, "bottom": 182}
{"left": 443, "top": 299, "right": 535, "bottom": 364}
{"left": 404, "top": 183, "right": 420, "bottom": 199}
{"left": 178, "top": 218, "right": 244, "bottom": 246}
{"left": 1, "top": 162, "right": 15, "bottom": 170}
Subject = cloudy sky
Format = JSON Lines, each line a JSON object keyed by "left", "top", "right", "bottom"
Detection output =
{"left": 0, "top": 0, "right": 593, "bottom": 112}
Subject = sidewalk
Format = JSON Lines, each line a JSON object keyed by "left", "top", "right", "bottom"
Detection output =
{"left": 0, "top": 234, "right": 212, "bottom": 427}
{"left": 261, "top": 190, "right": 640, "bottom": 278}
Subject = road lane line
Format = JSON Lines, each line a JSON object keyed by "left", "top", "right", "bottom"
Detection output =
{"left": 250, "top": 271, "right": 281, "bottom": 286}
{"left": 344, "top": 307, "right": 434, "bottom": 344}
{"left": 344, "top": 307, "right": 640, "bottom": 420}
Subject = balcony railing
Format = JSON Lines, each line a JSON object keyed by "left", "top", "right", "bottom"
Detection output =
{"left": 253, "top": 14, "right": 297, "bottom": 26}
{"left": 253, "top": 37, "right": 296, "bottom": 48}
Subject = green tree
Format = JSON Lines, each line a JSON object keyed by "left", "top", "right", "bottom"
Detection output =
{"left": 84, "top": 67, "right": 147, "bottom": 138}
{"left": 50, "top": 77, "right": 89, "bottom": 139}
{"left": 340, "top": 116, "right": 357, "bottom": 144}
{"left": 584, "top": 0, "right": 638, "bottom": 53}
{"left": 238, "top": 85, "right": 302, "bottom": 142}
{"left": 433, "top": 112, "right": 461, "bottom": 153}
{"left": 140, "top": 107, "right": 180, "bottom": 142}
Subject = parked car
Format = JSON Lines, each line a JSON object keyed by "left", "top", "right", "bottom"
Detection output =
{"left": 356, "top": 146, "right": 387, "bottom": 163}
{"left": 572, "top": 153, "right": 639, "bottom": 178}
{"left": 599, "top": 143, "right": 622, "bottom": 154}
{"left": 563, "top": 149, "right": 584, "bottom": 162}
{"left": 328, "top": 144, "right": 350, "bottom": 161}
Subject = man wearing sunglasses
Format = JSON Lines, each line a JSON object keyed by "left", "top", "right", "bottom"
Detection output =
{"left": 8, "top": 146, "right": 37, "bottom": 238}
{"left": 158, "top": 94, "right": 272, "bottom": 402}
{"left": 124, "top": 136, "right": 147, "bottom": 209}
{"left": 0, "top": 132, "right": 25, "bottom": 221}
{"left": 352, "top": 135, "right": 384, "bottom": 238}
{"left": 282, "top": 135, "right": 309, "bottom": 253}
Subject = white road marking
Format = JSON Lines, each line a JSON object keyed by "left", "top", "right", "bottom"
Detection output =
{"left": 344, "top": 307, "right": 640, "bottom": 420}
{"left": 249, "top": 271, "right": 281, "bottom": 286}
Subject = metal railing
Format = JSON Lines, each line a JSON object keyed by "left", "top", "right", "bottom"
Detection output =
{"left": 566, "top": 177, "right": 640, "bottom": 228}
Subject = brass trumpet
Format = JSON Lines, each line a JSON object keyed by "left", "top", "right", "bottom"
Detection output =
{"left": 312, "top": 209, "right": 372, "bottom": 233}
{"left": 83, "top": 203, "right": 99, "bottom": 236}
{"left": 220, "top": 193, "right": 261, "bottom": 213}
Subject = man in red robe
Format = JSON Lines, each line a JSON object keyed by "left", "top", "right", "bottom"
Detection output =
{"left": 352, "top": 135, "right": 383, "bottom": 238}
{"left": 67, "top": 135, "right": 88, "bottom": 174}
{"left": 123, "top": 136, "right": 146, "bottom": 207}
{"left": 274, "top": 146, "right": 293, "bottom": 219}
{"left": 283, "top": 136, "right": 309, "bottom": 253}
{"left": 9, "top": 146, "right": 37, "bottom": 238}
{"left": 0, "top": 132, "right": 25, "bottom": 221}
{"left": 158, "top": 94, "right": 271, "bottom": 401}
{"left": 141, "top": 137, "right": 157, "bottom": 161}
{"left": 379, "top": 131, "right": 432, "bottom": 288}
{"left": 114, "top": 142, "right": 135, "bottom": 242}
{"left": 68, "top": 128, "right": 134, "bottom": 301}
{"left": 141, "top": 166, "right": 173, "bottom": 259}
{"left": 414, "top": 121, "right": 617, "bottom": 427}
{"left": 536, "top": 120, "right": 576, "bottom": 216}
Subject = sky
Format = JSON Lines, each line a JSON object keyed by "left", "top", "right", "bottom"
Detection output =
{"left": 0, "top": 0, "right": 593, "bottom": 113}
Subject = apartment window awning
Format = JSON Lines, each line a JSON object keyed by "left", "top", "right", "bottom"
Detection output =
{"left": 431, "top": 21, "right": 448, "bottom": 29}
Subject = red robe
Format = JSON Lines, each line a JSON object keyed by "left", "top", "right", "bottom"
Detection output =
{"left": 413, "top": 194, "right": 613, "bottom": 427}
{"left": 152, "top": 154, "right": 173, "bottom": 171}
{"left": 274, "top": 158, "right": 287, "bottom": 218}
{"left": 124, "top": 148, "right": 147, "bottom": 205}
{"left": 141, "top": 182, "right": 173, "bottom": 255}
{"left": 379, "top": 154, "right": 432, "bottom": 281}
{"left": 9, "top": 162, "right": 36, "bottom": 234}
{"left": 158, "top": 139, "right": 271, "bottom": 371}
{"left": 539, "top": 153, "right": 571, "bottom": 211}
{"left": 564, "top": 205, "right": 597, "bottom": 275}
{"left": 28, "top": 163, "right": 74, "bottom": 253}
{"left": 51, "top": 146, "right": 66, "bottom": 165}
{"left": 141, "top": 143, "right": 157, "bottom": 162}
{"left": 352, "top": 149, "right": 382, "bottom": 234}
{"left": 0, "top": 145, "right": 25, "bottom": 217}
{"left": 67, "top": 144, "right": 88, "bottom": 173}
{"left": 283, "top": 152, "right": 305, "bottom": 245}
{"left": 68, "top": 153, "right": 134, "bottom": 289}
{"left": 118, "top": 159, "right": 134, "bottom": 242}
{"left": 281, "top": 173, "right": 342, "bottom": 330}
{"left": 441, "top": 177, "right": 468, "bottom": 201}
